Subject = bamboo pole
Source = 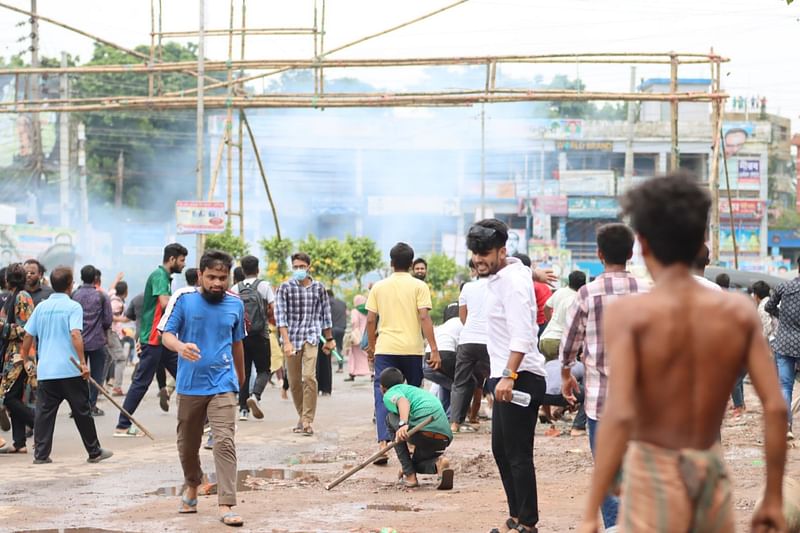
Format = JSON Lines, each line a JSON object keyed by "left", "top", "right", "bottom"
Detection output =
{"left": 207, "top": 130, "right": 227, "bottom": 202}
{"left": 720, "top": 126, "right": 739, "bottom": 269}
{"left": 320, "top": 0, "right": 326, "bottom": 95}
{"left": 154, "top": 28, "right": 315, "bottom": 37}
{"left": 238, "top": 0, "right": 246, "bottom": 238}
{"left": 669, "top": 52, "right": 679, "bottom": 171}
{"left": 157, "top": 0, "right": 164, "bottom": 94}
{"left": 313, "top": 0, "right": 319, "bottom": 95}
{"left": 0, "top": 54, "right": 729, "bottom": 76}
{"left": 225, "top": 0, "right": 235, "bottom": 231}
{"left": 709, "top": 54, "right": 723, "bottom": 264}
{"left": 241, "top": 111, "right": 281, "bottom": 240}
{"left": 149, "top": 0, "right": 155, "bottom": 97}
{"left": 0, "top": 90, "right": 729, "bottom": 114}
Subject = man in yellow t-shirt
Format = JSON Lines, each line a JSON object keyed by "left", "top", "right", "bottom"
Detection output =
{"left": 366, "top": 242, "right": 440, "bottom": 461}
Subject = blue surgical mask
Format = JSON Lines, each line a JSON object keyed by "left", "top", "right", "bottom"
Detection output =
{"left": 292, "top": 269, "right": 308, "bottom": 281}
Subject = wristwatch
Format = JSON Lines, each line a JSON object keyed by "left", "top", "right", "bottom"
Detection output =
{"left": 398, "top": 420, "right": 408, "bottom": 427}
{"left": 502, "top": 368, "right": 518, "bottom": 380}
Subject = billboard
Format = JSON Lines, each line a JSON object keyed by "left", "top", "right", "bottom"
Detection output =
{"left": 719, "top": 198, "right": 764, "bottom": 220}
{"left": 567, "top": 197, "right": 619, "bottom": 219}
{"left": 720, "top": 225, "right": 761, "bottom": 254}
{"left": 0, "top": 224, "right": 76, "bottom": 268}
{"left": 558, "top": 170, "right": 616, "bottom": 196}
{"left": 176, "top": 201, "right": 226, "bottom": 234}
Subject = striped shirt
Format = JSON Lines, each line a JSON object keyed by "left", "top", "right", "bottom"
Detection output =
{"left": 275, "top": 277, "right": 332, "bottom": 349}
{"left": 559, "top": 271, "right": 649, "bottom": 420}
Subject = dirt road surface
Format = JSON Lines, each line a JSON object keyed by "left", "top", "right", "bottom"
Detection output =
{"left": 0, "top": 371, "right": 797, "bottom": 532}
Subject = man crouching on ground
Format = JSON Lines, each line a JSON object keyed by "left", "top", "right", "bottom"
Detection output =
{"left": 160, "top": 250, "right": 246, "bottom": 527}
{"left": 380, "top": 367, "right": 454, "bottom": 490}
{"left": 578, "top": 173, "right": 787, "bottom": 533}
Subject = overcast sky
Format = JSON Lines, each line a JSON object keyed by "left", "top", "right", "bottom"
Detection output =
{"left": 0, "top": 0, "right": 798, "bottom": 124}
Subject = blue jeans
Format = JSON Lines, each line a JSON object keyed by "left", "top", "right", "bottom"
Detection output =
{"left": 85, "top": 348, "right": 108, "bottom": 408}
{"left": 731, "top": 371, "right": 746, "bottom": 409}
{"left": 117, "top": 344, "right": 177, "bottom": 430}
{"left": 373, "top": 355, "right": 423, "bottom": 442}
{"left": 587, "top": 417, "right": 619, "bottom": 529}
{"left": 775, "top": 353, "right": 798, "bottom": 430}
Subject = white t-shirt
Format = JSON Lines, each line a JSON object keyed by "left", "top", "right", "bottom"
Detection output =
{"left": 458, "top": 277, "right": 489, "bottom": 345}
{"left": 230, "top": 277, "right": 276, "bottom": 305}
{"left": 693, "top": 274, "right": 723, "bottom": 292}
{"left": 486, "top": 258, "right": 546, "bottom": 378}
{"left": 434, "top": 317, "right": 463, "bottom": 352}
{"left": 540, "top": 287, "right": 578, "bottom": 341}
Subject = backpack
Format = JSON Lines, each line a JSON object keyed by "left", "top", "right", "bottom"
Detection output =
{"left": 238, "top": 280, "right": 266, "bottom": 335}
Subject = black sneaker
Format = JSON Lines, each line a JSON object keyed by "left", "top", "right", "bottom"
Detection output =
{"left": 33, "top": 457, "right": 52, "bottom": 464}
{"left": 87, "top": 448, "right": 113, "bottom": 463}
{"left": 91, "top": 407, "right": 105, "bottom": 417}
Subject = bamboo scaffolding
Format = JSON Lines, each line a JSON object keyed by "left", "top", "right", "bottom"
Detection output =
{"left": 154, "top": 28, "right": 316, "bottom": 37}
{"left": 0, "top": 53, "right": 729, "bottom": 76}
{"left": 225, "top": 0, "right": 235, "bottom": 230}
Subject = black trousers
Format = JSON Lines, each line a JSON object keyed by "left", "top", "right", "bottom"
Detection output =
{"left": 85, "top": 347, "right": 108, "bottom": 408}
{"left": 316, "top": 342, "right": 333, "bottom": 395}
{"left": 490, "top": 372, "right": 546, "bottom": 528}
{"left": 239, "top": 333, "right": 271, "bottom": 409}
{"left": 333, "top": 327, "right": 345, "bottom": 370}
{"left": 35, "top": 377, "right": 102, "bottom": 461}
{"left": 449, "top": 343, "right": 490, "bottom": 425}
{"left": 5, "top": 372, "right": 35, "bottom": 449}
{"left": 386, "top": 412, "right": 450, "bottom": 476}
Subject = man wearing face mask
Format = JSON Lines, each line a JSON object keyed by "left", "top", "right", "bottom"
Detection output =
{"left": 275, "top": 252, "right": 335, "bottom": 437}
{"left": 159, "top": 249, "right": 246, "bottom": 527}
{"left": 114, "top": 243, "right": 187, "bottom": 438}
{"left": 412, "top": 258, "right": 428, "bottom": 282}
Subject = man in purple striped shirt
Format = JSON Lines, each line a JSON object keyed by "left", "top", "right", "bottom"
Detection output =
{"left": 559, "top": 223, "right": 648, "bottom": 531}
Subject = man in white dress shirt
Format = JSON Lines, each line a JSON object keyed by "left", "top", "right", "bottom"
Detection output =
{"left": 466, "top": 218, "right": 547, "bottom": 533}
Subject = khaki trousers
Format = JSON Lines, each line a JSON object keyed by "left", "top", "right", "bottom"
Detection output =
{"left": 286, "top": 341, "right": 318, "bottom": 425}
{"left": 176, "top": 392, "right": 238, "bottom": 506}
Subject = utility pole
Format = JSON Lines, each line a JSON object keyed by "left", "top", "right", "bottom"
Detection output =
{"left": 480, "top": 104, "right": 485, "bottom": 220}
{"left": 115, "top": 151, "right": 124, "bottom": 208}
{"left": 623, "top": 66, "right": 636, "bottom": 192}
{"left": 78, "top": 122, "right": 88, "bottom": 228}
{"left": 59, "top": 51, "right": 69, "bottom": 227}
{"left": 30, "top": 0, "right": 44, "bottom": 187}
{"left": 195, "top": 0, "right": 205, "bottom": 256}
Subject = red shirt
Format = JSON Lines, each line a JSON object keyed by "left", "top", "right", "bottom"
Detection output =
{"left": 533, "top": 281, "right": 552, "bottom": 326}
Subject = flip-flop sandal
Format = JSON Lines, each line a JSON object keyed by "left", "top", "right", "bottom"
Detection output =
{"left": 373, "top": 455, "right": 389, "bottom": 466}
{"left": 397, "top": 478, "right": 419, "bottom": 488}
{"left": 220, "top": 511, "right": 244, "bottom": 527}
{"left": 436, "top": 468, "right": 454, "bottom": 490}
{"left": 302, "top": 426, "right": 314, "bottom": 436}
{"left": 178, "top": 495, "right": 197, "bottom": 514}
{"left": 292, "top": 423, "right": 303, "bottom": 433}
{"left": 458, "top": 424, "right": 478, "bottom": 433}
{"left": 0, "top": 446, "right": 27, "bottom": 454}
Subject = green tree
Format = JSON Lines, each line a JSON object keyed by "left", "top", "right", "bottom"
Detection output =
{"left": 72, "top": 43, "right": 224, "bottom": 209}
{"left": 425, "top": 253, "right": 458, "bottom": 292}
{"left": 344, "top": 235, "right": 383, "bottom": 290}
{"left": 204, "top": 228, "right": 250, "bottom": 260}
{"left": 298, "top": 235, "right": 354, "bottom": 288}
{"left": 260, "top": 236, "right": 294, "bottom": 284}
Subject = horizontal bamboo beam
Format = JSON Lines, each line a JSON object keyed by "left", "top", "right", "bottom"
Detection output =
{"left": 0, "top": 53, "right": 729, "bottom": 75}
{"left": 0, "top": 89, "right": 728, "bottom": 114}
{"left": 154, "top": 27, "right": 317, "bottom": 37}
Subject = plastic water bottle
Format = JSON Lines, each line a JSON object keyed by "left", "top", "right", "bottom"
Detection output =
{"left": 510, "top": 390, "right": 531, "bottom": 407}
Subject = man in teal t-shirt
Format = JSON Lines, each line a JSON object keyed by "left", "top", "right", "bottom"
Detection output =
{"left": 380, "top": 367, "right": 454, "bottom": 490}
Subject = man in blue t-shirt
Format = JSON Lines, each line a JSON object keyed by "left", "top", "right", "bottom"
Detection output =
{"left": 21, "top": 267, "right": 113, "bottom": 465}
{"left": 160, "top": 250, "right": 246, "bottom": 527}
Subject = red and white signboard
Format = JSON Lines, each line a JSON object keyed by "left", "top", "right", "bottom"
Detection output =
{"left": 719, "top": 198, "right": 764, "bottom": 220}
{"left": 175, "top": 201, "right": 226, "bottom": 234}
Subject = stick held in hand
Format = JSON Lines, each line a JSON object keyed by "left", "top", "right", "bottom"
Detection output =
{"left": 325, "top": 415, "right": 434, "bottom": 490}
{"left": 69, "top": 357, "right": 155, "bottom": 441}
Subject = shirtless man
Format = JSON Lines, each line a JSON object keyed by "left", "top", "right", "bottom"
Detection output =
{"left": 578, "top": 173, "right": 787, "bottom": 533}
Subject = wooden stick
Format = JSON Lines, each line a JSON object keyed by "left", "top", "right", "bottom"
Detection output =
{"left": 241, "top": 111, "right": 281, "bottom": 240}
{"left": 325, "top": 416, "right": 434, "bottom": 491}
{"left": 69, "top": 357, "right": 155, "bottom": 441}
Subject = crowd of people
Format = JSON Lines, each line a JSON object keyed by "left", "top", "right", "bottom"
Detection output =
{"left": 0, "top": 171, "right": 796, "bottom": 531}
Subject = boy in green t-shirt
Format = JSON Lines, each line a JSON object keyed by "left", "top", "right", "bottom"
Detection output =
{"left": 379, "top": 367, "right": 454, "bottom": 490}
